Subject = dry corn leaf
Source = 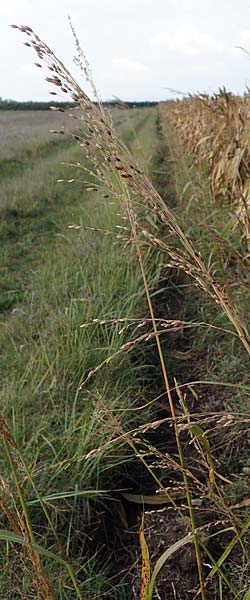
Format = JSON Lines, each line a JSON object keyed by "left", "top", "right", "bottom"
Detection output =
{"left": 123, "top": 490, "right": 185, "bottom": 505}
{"left": 209, "top": 462, "right": 216, "bottom": 491}
{"left": 139, "top": 513, "right": 150, "bottom": 600}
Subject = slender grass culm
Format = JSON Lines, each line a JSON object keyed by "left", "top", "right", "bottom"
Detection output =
{"left": 1, "top": 21, "right": 249, "bottom": 600}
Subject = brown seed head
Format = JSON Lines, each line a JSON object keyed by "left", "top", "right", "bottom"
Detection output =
{"left": 0, "top": 416, "right": 17, "bottom": 450}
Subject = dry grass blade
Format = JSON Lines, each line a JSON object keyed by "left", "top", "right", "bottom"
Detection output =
{"left": 147, "top": 534, "right": 193, "bottom": 600}
{"left": 139, "top": 513, "right": 151, "bottom": 600}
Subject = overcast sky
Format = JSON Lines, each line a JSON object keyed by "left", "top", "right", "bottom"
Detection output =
{"left": 2, "top": 0, "right": 250, "bottom": 102}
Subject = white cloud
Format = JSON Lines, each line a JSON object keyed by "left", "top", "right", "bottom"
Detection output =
{"left": 0, "top": 0, "right": 35, "bottom": 21}
{"left": 150, "top": 29, "right": 224, "bottom": 56}
{"left": 239, "top": 30, "right": 250, "bottom": 44}
{"left": 232, "top": 32, "right": 250, "bottom": 57}
{"left": 1, "top": 0, "right": 250, "bottom": 101}
{"left": 111, "top": 58, "right": 147, "bottom": 72}
{"left": 21, "top": 63, "right": 38, "bottom": 74}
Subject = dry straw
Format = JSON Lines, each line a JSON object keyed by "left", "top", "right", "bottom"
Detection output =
{"left": 160, "top": 90, "right": 250, "bottom": 248}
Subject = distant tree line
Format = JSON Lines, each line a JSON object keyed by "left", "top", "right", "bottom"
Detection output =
{"left": 0, "top": 99, "right": 74, "bottom": 110}
{"left": 0, "top": 98, "right": 157, "bottom": 110}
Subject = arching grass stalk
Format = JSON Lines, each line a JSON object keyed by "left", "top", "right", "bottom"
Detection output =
{"left": 121, "top": 183, "right": 206, "bottom": 599}
{"left": 2, "top": 428, "right": 84, "bottom": 600}
{"left": 2, "top": 435, "right": 56, "bottom": 600}
{"left": 17, "top": 451, "right": 85, "bottom": 600}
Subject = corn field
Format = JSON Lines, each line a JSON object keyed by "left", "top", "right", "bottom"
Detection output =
{"left": 160, "top": 91, "right": 250, "bottom": 249}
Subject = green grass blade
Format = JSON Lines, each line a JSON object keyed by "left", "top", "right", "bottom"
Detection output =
{"left": 0, "top": 529, "right": 65, "bottom": 565}
{"left": 27, "top": 489, "right": 109, "bottom": 505}
{"left": 147, "top": 535, "right": 192, "bottom": 600}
